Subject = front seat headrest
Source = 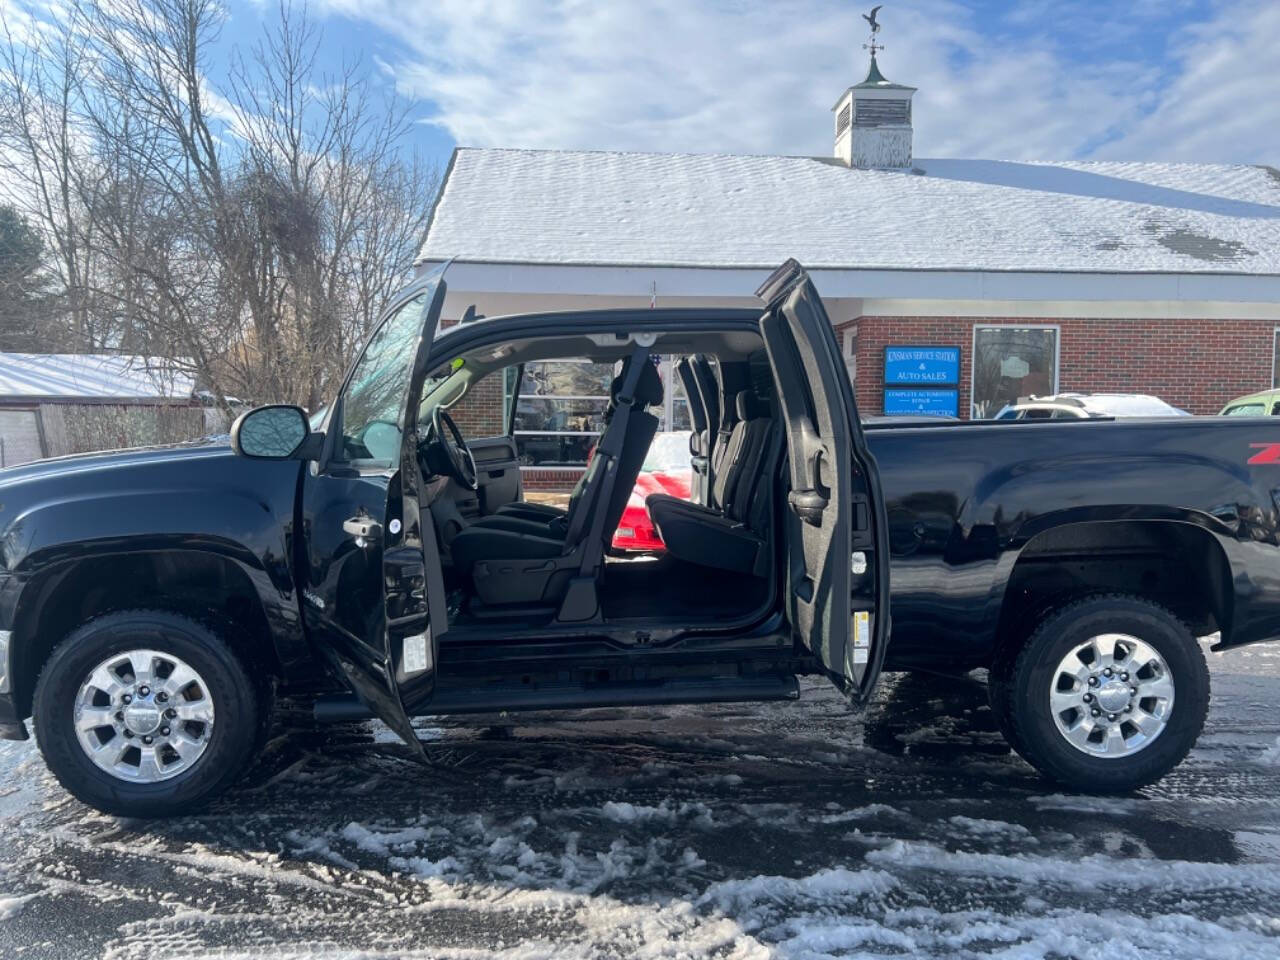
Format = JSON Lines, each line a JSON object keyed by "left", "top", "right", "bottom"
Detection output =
{"left": 609, "top": 358, "right": 664, "bottom": 409}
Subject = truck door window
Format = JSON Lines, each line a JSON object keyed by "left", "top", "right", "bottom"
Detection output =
{"left": 339, "top": 293, "right": 429, "bottom": 465}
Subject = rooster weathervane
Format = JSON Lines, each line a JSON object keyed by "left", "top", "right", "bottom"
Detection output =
{"left": 862, "top": 4, "right": 885, "bottom": 57}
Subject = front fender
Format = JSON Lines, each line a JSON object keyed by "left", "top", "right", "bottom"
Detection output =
{"left": 0, "top": 449, "right": 308, "bottom": 686}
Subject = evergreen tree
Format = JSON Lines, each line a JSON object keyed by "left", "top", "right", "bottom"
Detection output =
{"left": 0, "top": 205, "right": 49, "bottom": 351}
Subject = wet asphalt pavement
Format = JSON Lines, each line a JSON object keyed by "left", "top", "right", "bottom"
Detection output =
{"left": 2, "top": 641, "right": 1280, "bottom": 959}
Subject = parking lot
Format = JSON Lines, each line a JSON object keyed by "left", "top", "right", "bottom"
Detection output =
{"left": 2, "top": 641, "right": 1279, "bottom": 959}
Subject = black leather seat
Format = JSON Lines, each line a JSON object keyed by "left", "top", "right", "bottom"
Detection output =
{"left": 470, "top": 360, "right": 661, "bottom": 539}
{"left": 645, "top": 390, "right": 778, "bottom": 575}
{"left": 450, "top": 356, "right": 663, "bottom": 608}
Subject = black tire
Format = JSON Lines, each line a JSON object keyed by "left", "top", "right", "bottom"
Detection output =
{"left": 33, "top": 610, "right": 264, "bottom": 817}
{"left": 991, "top": 594, "right": 1209, "bottom": 792}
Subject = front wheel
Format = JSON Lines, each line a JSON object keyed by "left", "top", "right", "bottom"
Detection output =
{"left": 989, "top": 594, "right": 1209, "bottom": 792}
{"left": 33, "top": 610, "right": 265, "bottom": 817}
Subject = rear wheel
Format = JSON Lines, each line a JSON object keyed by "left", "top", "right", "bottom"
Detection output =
{"left": 989, "top": 594, "right": 1209, "bottom": 792}
{"left": 33, "top": 610, "right": 265, "bottom": 817}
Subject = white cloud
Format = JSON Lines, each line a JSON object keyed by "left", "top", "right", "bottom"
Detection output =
{"left": 1096, "top": 0, "right": 1280, "bottom": 162}
{"left": 313, "top": 0, "right": 1276, "bottom": 163}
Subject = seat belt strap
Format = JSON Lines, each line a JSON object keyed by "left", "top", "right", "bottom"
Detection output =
{"left": 596, "top": 345, "right": 650, "bottom": 459}
{"left": 579, "top": 345, "right": 651, "bottom": 575}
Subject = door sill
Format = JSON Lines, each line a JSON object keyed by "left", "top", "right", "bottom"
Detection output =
{"left": 313, "top": 673, "right": 800, "bottom": 723}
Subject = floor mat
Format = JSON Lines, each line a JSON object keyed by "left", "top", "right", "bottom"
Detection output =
{"left": 599, "top": 556, "right": 770, "bottom": 621}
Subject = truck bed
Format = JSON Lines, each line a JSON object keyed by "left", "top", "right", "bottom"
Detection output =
{"left": 862, "top": 416, "right": 1280, "bottom": 669}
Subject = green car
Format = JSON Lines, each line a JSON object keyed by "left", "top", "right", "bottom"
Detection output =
{"left": 1220, "top": 389, "right": 1280, "bottom": 416}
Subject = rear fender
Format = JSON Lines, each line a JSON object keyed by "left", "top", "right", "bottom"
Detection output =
{"left": 992, "top": 509, "right": 1236, "bottom": 649}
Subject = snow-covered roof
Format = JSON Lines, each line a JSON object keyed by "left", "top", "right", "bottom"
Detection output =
{"left": 420, "top": 148, "right": 1280, "bottom": 275}
{"left": 0, "top": 354, "right": 196, "bottom": 401}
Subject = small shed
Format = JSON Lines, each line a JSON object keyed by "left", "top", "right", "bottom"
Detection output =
{"left": 0, "top": 354, "right": 201, "bottom": 467}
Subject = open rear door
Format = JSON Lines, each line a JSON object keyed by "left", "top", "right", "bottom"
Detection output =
{"left": 756, "top": 260, "right": 890, "bottom": 705}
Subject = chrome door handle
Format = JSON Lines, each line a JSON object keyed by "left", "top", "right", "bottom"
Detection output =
{"left": 343, "top": 516, "right": 382, "bottom": 548}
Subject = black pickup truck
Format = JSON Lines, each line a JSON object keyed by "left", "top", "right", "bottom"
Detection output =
{"left": 1, "top": 261, "right": 1277, "bottom": 816}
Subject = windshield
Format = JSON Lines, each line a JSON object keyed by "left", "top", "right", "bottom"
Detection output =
{"left": 1224, "top": 403, "right": 1267, "bottom": 416}
{"left": 339, "top": 292, "right": 431, "bottom": 464}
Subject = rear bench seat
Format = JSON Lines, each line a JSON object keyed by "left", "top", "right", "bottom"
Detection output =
{"left": 645, "top": 391, "right": 778, "bottom": 575}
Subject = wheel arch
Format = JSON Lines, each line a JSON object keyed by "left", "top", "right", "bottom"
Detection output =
{"left": 11, "top": 548, "right": 290, "bottom": 718}
{"left": 991, "top": 518, "right": 1232, "bottom": 666}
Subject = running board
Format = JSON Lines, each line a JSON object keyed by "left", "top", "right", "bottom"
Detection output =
{"left": 313, "top": 674, "right": 800, "bottom": 724}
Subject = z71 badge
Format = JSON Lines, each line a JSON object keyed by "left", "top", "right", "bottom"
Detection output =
{"left": 1248, "top": 443, "right": 1280, "bottom": 465}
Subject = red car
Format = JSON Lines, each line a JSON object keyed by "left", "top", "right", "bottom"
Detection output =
{"left": 612, "top": 431, "right": 693, "bottom": 551}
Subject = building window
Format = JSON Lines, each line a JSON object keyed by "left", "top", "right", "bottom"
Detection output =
{"left": 0, "top": 408, "right": 44, "bottom": 467}
{"left": 513, "top": 358, "right": 614, "bottom": 468}
{"left": 971, "top": 325, "right": 1059, "bottom": 419}
{"left": 512, "top": 356, "right": 690, "bottom": 469}
{"left": 658, "top": 356, "right": 693, "bottom": 432}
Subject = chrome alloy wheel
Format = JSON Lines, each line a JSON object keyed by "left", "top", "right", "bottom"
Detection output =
{"left": 72, "top": 649, "right": 216, "bottom": 783}
{"left": 1049, "top": 633, "right": 1174, "bottom": 758}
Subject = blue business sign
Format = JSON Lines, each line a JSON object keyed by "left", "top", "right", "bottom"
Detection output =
{"left": 883, "top": 388, "right": 960, "bottom": 417}
{"left": 884, "top": 345, "right": 960, "bottom": 386}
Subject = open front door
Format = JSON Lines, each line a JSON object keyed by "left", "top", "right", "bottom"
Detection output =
{"left": 756, "top": 260, "right": 890, "bottom": 704}
{"left": 299, "top": 265, "right": 450, "bottom": 756}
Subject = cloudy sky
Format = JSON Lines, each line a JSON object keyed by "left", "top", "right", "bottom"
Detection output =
{"left": 53, "top": 0, "right": 1280, "bottom": 169}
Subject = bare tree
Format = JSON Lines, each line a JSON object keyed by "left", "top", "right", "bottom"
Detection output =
{"left": 0, "top": 6, "right": 102, "bottom": 348}
{"left": 0, "top": 0, "right": 438, "bottom": 411}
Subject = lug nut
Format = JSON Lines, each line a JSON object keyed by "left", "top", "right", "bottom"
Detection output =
{"left": 123, "top": 729, "right": 133, "bottom": 738}
{"left": 115, "top": 712, "right": 124, "bottom": 722}
{"left": 1130, "top": 687, "right": 1138, "bottom": 696}
{"left": 122, "top": 694, "right": 133, "bottom": 704}
{"left": 142, "top": 735, "right": 153, "bottom": 745}
{"left": 1082, "top": 693, "right": 1093, "bottom": 703}
{"left": 166, "top": 708, "right": 177, "bottom": 719}
{"left": 1108, "top": 713, "right": 1118, "bottom": 722}
{"left": 1124, "top": 705, "right": 1133, "bottom": 713}
{"left": 1088, "top": 676, "right": 1099, "bottom": 687}
{"left": 1103, "top": 668, "right": 1114, "bottom": 678}
{"left": 1091, "top": 708, "right": 1101, "bottom": 717}
{"left": 1120, "top": 672, "right": 1129, "bottom": 681}
{"left": 138, "top": 686, "right": 150, "bottom": 696}
{"left": 156, "top": 692, "right": 168, "bottom": 703}
{"left": 160, "top": 726, "right": 170, "bottom": 736}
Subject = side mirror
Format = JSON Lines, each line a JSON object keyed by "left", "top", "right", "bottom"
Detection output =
{"left": 231, "top": 404, "right": 318, "bottom": 460}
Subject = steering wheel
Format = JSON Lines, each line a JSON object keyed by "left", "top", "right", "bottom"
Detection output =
{"left": 425, "top": 407, "right": 478, "bottom": 490}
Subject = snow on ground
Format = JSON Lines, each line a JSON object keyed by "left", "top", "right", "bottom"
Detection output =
{"left": 1, "top": 646, "right": 1279, "bottom": 958}
{"left": 1259, "top": 738, "right": 1280, "bottom": 767}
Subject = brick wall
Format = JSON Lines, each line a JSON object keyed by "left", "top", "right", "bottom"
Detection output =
{"left": 842, "top": 315, "right": 1275, "bottom": 418}
{"left": 524, "top": 467, "right": 584, "bottom": 491}
{"left": 435, "top": 316, "right": 509, "bottom": 438}
{"left": 448, "top": 369, "right": 507, "bottom": 437}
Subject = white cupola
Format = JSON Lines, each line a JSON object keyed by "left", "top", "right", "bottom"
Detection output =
{"left": 833, "top": 53, "right": 916, "bottom": 169}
